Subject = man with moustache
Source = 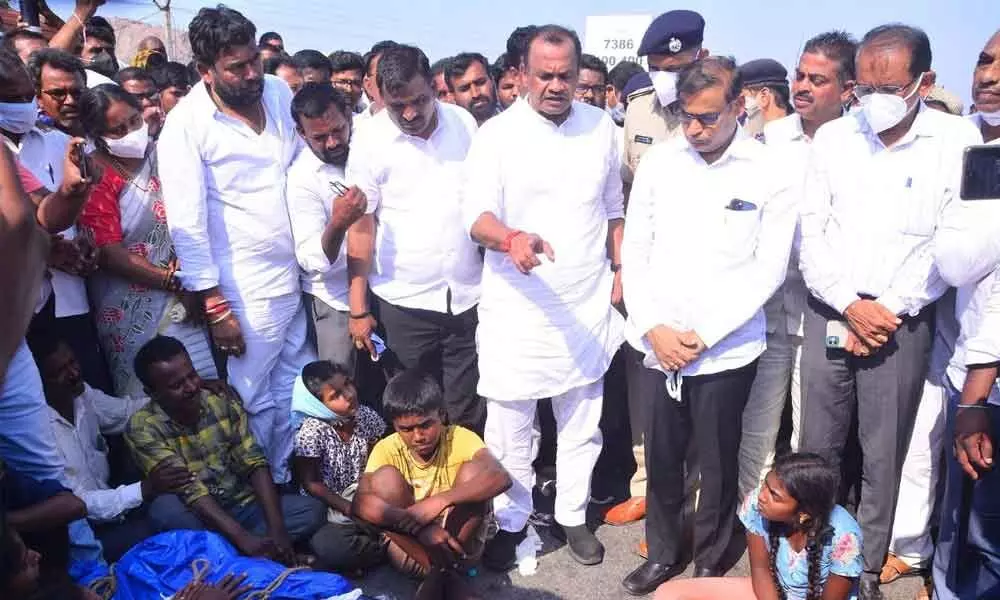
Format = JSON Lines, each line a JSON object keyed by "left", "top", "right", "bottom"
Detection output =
{"left": 158, "top": 6, "right": 315, "bottom": 485}
{"left": 738, "top": 31, "right": 857, "bottom": 501}
{"left": 445, "top": 53, "right": 498, "bottom": 125}
{"left": 798, "top": 24, "right": 982, "bottom": 600}
{"left": 465, "top": 25, "right": 624, "bottom": 570}
{"left": 328, "top": 51, "right": 368, "bottom": 113}
{"left": 346, "top": 45, "right": 484, "bottom": 435}
{"left": 431, "top": 58, "right": 455, "bottom": 103}
{"left": 287, "top": 83, "right": 367, "bottom": 370}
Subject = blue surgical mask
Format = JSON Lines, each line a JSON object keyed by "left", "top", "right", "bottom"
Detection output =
{"left": 0, "top": 98, "right": 38, "bottom": 134}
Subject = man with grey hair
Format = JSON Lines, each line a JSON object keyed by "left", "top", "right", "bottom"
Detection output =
{"left": 798, "top": 24, "right": 982, "bottom": 600}
{"left": 620, "top": 55, "right": 796, "bottom": 595}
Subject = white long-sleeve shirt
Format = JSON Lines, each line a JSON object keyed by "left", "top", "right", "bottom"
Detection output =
{"left": 286, "top": 148, "right": 350, "bottom": 312}
{"left": 623, "top": 131, "right": 797, "bottom": 377}
{"left": 760, "top": 113, "right": 811, "bottom": 337}
{"left": 463, "top": 99, "right": 625, "bottom": 400}
{"left": 347, "top": 101, "right": 482, "bottom": 314}
{"left": 47, "top": 385, "right": 149, "bottom": 522}
{"left": 799, "top": 104, "right": 982, "bottom": 317}
{"left": 158, "top": 75, "right": 303, "bottom": 299}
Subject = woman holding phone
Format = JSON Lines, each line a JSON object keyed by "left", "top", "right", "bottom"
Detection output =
{"left": 77, "top": 84, "right": 217, "bottom": 397}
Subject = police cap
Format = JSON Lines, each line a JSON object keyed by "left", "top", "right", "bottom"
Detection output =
{"left": 740, "top": 58, "right": 788, "bottom": 88}
{"left": 637, "top": 10, "right": 705, "bottom": 57}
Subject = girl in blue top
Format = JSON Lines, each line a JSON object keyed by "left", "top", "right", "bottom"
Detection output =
{"left": 655, "top": 453, "right": 863, "bottom": 600}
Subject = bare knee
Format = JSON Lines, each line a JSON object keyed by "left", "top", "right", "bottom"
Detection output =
{"left": 368, "top": 465, "right": 415, "bottom": 507}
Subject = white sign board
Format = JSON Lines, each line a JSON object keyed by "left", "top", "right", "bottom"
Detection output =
{"left": 584, "top": 15, "right": 653, "bottom": 71}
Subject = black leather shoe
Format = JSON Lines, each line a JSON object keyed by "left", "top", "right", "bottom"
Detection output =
{"left": 693, "top": 565, "right": 722, "bottom": 578}
{"left": 859, "top": 579, "right": 885, "bottom": 600}
{"left": 622, "top": 561, "right": 685, "bottom": 596}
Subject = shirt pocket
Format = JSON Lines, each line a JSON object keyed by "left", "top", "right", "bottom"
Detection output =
{"left": 718, "top": 201, "right": 763, "bottom": 262}
{"left": 899, "top": 178, "right": 939, "bottom": 237}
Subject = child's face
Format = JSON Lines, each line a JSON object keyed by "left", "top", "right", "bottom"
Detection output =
{"left": 392, "top": 412, "right": 444, "bottom": 462}
{"left": 757, "top": 471, "right": 800, "bottom": 524}
{"left": 319, "top": 374, "right": 358, "bottom": 419}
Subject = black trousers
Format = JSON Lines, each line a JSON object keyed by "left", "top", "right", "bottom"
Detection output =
{"left": 644, "top": 356, "right": 757, "bottom": 568}
{"left": 376, "top": 296, "right": 484, "bottom": 435}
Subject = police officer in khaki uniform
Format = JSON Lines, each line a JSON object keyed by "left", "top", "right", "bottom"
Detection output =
{"left": 622, "top": 10, "right": 707, "bottom": 190}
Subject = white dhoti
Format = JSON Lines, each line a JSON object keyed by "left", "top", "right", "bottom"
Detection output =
{"left": 227, "top": 291, "right": 316, "bottom": 483}
{"left": 477, "top": 260, "right": 624, "bottom": 532}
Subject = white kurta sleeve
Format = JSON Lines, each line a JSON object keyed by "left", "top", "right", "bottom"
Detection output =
{"left": 345, "top": 132, "right": 381, "bottom": 216}
{"left": 621, "top": 154, "right": 659, "bottom": 337}
{"left": 692, "top": 171, "right": 798, "bottom": 348}
{"left": 798, "top": 142, "right": 860, "bottom": 314}
{"left": 934, "top": 201, "right": 1000, "bottom": 288}
{"left": 601, "top": 121, "right": 625, "bottom": 220}
{"left": 81, "top": 482, "right": 144, "bottom": 522}
{"left": 287, "top": 169, "right": 336, "bottom": 275}
{"left": 462, "top": 126, "right": 504, "bottom": 234}
{"left": 158, "top": 113, "right": 218, "bottom": 291}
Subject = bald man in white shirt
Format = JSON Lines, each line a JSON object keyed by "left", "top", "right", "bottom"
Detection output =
{"left": 621, "top": 56, "right": 797, "bottom": 595}
{"left": 158, "top": 7, "right": 315, "bottom": 484}
{"left": 798, "top": 25, "right": 983, "bottom": 599}
{"left": 466, "top": 26, "right": 625, "bottom": 570}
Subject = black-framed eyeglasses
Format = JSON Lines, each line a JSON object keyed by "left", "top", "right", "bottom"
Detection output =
{"left": 680, "top": 109, "right": 725, "bottom": 126}
{"left": 575, "top": 84, "right": 605, "bottom": 96}
{"left": 42, "top": 87, "right": 83, "bottom": 102}
{"left": 854, "top": 76, "right": 919, "bottom": 98}
{"left": 332, "top": 78, "right": 363, "bottom": 89}
{"left": 131, "top": 89, "right": 161, "bottom": 103}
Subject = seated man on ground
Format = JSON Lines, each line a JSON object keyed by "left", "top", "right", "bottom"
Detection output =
{"left": 353, "top": 370, "right": 512, "bottom": 600}
{"left": 292, "top": 360, "right": 387, "bottom": 572}
{"left": 124, "top": 336, "right": 328, "bottom": 566}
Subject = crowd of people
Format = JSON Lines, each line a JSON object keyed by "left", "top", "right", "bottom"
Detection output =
{"left": 0, "top": 1, "right": 999, "bottom": 599}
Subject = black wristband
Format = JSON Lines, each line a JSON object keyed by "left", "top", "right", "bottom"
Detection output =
{"left": 610, "top": 263, "right": 622, "bottom": 273}
{"left": 349, "top": 311, "right": 371, "bottom": 320}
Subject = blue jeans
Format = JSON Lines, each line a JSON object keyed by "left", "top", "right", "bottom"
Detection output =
{"left": 148, "top": 493, "right": 326, "bottom": 543}
{"left": 933, "top": 380, "right": 1000, "bottom": 599}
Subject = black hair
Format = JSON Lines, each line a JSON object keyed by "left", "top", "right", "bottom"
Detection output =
{"left": 186, "top": 60, "right": 200, "bottom": 85}
{"left": 263, "top": 54, "right": 300, "bottom": 76}
{"left": 152, "top": 61, "right": 193, "bottom": 90}
{"left": 746, "top": 82, "right": 792, "bottom": 114}
{"left": 0, "top": 48, "right": 30, "bottom": 88}
{"left": 506, "top": 25, "right": 538, "bottom": 69}
{"left": 376, "top": 44, "right": 431, "bottom": 96}
{"left": 431, "top": 57, "right": 452, "bottom": 78}
{"left": 444, "top": 52, "right": 489, "bottom": 92}
{"left": 84, "top": 16, "right": 116, "bottom": 47}
{"left": 765, "top": 453, "right": 839, "bottom": 600}
{"left": 491, "top": 53, "right": 518, "bottom": 84}
{"left": 0, "top": 527, "right": 26, "bottom": 593}
{"left": 0, "top": 27, "right": 46, "bottom": 57}
{"left": 382, "top": 370, "right": 445, "bottom": 423}
{"left": 188, "top": 4, "right": 257, "bottom": 67}
{"left": 259, "top": 31, "right": 282, "bottom": 47}
{"left": 524, "top": 25, "right": 582, "bottom": 70}
{"left": 293, "top": 49, "right": 332, "bottom": 79}
{"left": 579, "top": 53, "right": 609, "bottom": 82}
{"left": 79, "top": 84, "right": 142, "bottom": 146}
{"left": 859, "top": 24, "right": 932, "bottom": 80}
{"left": 301, "top": 360, "right": 352, "bottom": 400}
{"left": 677, "top": 55, "right": 742, "bottom": 103}
{"left": 113, "top": 66, "right": 154, "bottom": 87}
{"left": 25, "top": 331, "right": 69, "bottom": 370}
{"left": 26, "top": 48, "right": 86, "bottom": 90}
{"left": 133, "top": 335, "right": 188, "bottom": 389}
{"left": 364, "top": 40, "right": 400, "bottom": 76}
{"left": 608, "top": 61, "right": 645, "bottom": 92}
{"left": 802, "top": 31, "right": 858, "bottom": 84}
{"left": 290, "top": 81, "right": 351, "bottom": 127}
{"left": 328, "top": 50, "right": 364, "bottom": 74}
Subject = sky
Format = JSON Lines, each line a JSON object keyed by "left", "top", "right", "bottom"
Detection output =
{"left": 48, "top": 0, "right": 1000, "bottom": 106}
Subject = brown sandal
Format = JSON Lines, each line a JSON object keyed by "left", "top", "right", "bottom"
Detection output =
{"left": 879, "top": 554, "right": 922, "bottom": 584}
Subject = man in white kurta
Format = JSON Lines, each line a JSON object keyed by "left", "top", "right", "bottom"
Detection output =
{"left": 158, "top": 7, "right": 314, "bottom": 484}
{"left": 465, "top": 27, "right": 624, "bottom": 569}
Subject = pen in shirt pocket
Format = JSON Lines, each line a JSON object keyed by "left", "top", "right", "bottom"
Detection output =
{"left": 725, "top": 198, "right": 758, "bottom": 211}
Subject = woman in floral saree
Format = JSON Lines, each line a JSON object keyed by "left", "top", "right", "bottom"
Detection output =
{"left": 78, "top": 84, "right": 217, "bottom": 397}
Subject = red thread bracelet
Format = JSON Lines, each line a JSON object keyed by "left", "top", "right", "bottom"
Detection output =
{"left": 500, "top": 230, "right": 524, "bottom": 253}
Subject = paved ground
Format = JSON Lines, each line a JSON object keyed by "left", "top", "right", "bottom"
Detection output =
{"left": 354, "top": 514, "right": 926, "bottom": 600}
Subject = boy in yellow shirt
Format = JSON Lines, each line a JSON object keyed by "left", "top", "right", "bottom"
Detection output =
{"left": 353, "top": 370, "right": 511, "bottom": 600}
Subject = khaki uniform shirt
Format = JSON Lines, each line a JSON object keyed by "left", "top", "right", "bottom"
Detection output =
{"left": 621, "top": 86, "right": 683, "bottom": 184}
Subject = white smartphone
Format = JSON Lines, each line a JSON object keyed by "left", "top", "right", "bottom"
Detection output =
{"left": 826, "top": 321, "right": 849, "bottom": 349}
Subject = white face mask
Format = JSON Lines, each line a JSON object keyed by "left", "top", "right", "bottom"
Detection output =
{"left": 859, "top": 73, "right": 923, "bottom": 133}
{"left": 980, "top": 110, "right": 1000, "bottom": 127}
{"left": 0, "top": 99, "right": 38, "bottom": 135}
{"left": 650, "top": 70, "right": 679, "bottom": 107}
{"left": 743, "top": 92, "right": 760, "bottom": 117}
{"left": 103, "top": 121, "right": 149, "bottom": 159}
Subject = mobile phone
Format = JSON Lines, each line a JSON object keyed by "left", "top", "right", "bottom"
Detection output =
{"left": 75, "top": 141, "right": 89, "bottom": 180}
{"left": 960, "top": 144, "right": 1000, "bottom": 201}
{"left": 826, "top": 321, "right": 849, "bottom": 349}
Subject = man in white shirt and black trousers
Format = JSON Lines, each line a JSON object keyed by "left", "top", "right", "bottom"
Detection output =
{"left": 619, "top": 56, "right": 797, "bottom": 595}
{"left": 465, "top": 25, "right": 626, "bottom": 570}
{"left": 345, "top": 45, "right": 485, "bottom": 434}
{"left": 797, "top": 24, "right": 982, "bottom": 600}
{"left": 286, "top": 83, "right": 367, "bottom": 371}
{"left": 158, "top": 6, "right": 316, "bottom": 485}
